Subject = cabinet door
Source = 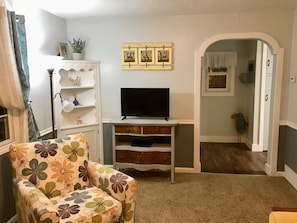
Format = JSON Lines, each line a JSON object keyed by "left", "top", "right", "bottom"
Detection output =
{"left": 143, "top": 126, "right": 171, "bottom": 134}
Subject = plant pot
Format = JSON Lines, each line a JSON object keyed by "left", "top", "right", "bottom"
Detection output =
{"left": 72, "top": 53, "right": 83, "bottom": 60}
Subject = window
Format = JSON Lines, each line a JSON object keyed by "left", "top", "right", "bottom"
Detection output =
{"left": 202, "top": 51, "right": 237, "bottom": 96}
{"left": 202, "top": 67, "right": 235, "bottom": 96}
{"left": 0, "top": 106, "right": 14, "bottom": 155}
{"left": 207, "top": 71, "right": 230, "bottom": 92}
{"left": 0, "top": 106, "right": 10, "bottom": 142}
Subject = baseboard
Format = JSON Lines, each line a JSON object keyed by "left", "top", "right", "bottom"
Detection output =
{"left": 264, "top": 162, "right": 271, "bottom": 175}
{"left": 252, "top": 143, "right": 262, "bottom": 152}
{"left": 6, "top": 215, "right": 17, "bottom": 223}
{"left": 200, "top": 135, "right": 245, "bottom": 143}
{"left": 175, "top": 167, "right": 198, "bottom": 173}
{"left": 284, "top": 164, "right": 297, "bottom": 190}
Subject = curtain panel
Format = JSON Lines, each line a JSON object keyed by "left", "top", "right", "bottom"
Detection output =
{"left": 7, "top": 11, "right": 40, "bottom": 141}
{"left": 0, "top": 6, "right": 24, "bottom": 110}
{"left": 0, "top": 2, "right": 40, "bottom": 141}
{"left": 203, "top": 52, "right": 237, "bottom": 68}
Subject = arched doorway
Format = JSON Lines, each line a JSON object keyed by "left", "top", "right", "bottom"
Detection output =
{"left": 194, "top": 32, "right": 284, "bottom": 176}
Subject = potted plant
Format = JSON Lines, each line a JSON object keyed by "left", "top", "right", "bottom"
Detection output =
{"left": 69, "top": 38, "right": 86, "bottom": 59}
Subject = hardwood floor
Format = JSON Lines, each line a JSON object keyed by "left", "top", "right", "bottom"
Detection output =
{"left": 200, "top": 142, "right": 267, "bottom": 175}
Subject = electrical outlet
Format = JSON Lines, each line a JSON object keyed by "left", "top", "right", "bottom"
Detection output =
{"left": 290, "top": 76, "right": 296, "bottom": 83}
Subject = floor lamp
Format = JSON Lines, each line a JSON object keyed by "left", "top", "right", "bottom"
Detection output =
{"left": 47, "top": 68, "right": 74, "bottom": 138}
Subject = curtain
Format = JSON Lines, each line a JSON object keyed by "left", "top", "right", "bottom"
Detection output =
{"left": 7, "top": 11, "right": 40, "bottom": 141}
{"left": 203, "top": 52, "right": 237, "bottom": 68}
{"left": 0, "top": 5, "right": 24, "bottom": 109}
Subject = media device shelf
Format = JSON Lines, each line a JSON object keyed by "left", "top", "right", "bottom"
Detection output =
{"left": 112, "top": 119, "right": 177, "bottom": 183}
{"left": 54, "top": 60, "right": 103, "bottom": 163}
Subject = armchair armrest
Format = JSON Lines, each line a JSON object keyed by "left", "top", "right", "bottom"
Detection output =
{"left": 14, "top": 178, "right": 59, "bottom": 222}
{"left": 87, "top": 161, "right": 137, "bottom": 223}
{"left": 270, "top": 207, "right": 297, "bottom": 223}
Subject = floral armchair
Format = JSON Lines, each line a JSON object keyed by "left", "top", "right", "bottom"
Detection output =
{"left": 9, "top": 133, "right": 137, "bottom": 223}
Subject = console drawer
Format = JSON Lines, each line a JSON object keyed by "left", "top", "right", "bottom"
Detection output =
{"left": 143, "top": 126, "right": 171, "bottom": 134}
{"left": 114, "top": 125, "right": 141, "bottom": 134}
{"left": 116, "top": 150, "right": 171, "bottom": 165}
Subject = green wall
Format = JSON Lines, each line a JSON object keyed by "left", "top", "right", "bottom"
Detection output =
{"left": 0, "top": 153, "right": 15, "bottom": 222}
{"left": 278, "top": 125, "right": 297, "bottom": 172}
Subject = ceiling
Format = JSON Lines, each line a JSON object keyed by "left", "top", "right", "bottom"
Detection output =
{"left": 34, "top": 0, "right": 297, "bottom": 19}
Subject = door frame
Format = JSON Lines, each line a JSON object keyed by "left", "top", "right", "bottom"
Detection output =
{"left": 194, "top": 32, "right": 284, "bottom": 175}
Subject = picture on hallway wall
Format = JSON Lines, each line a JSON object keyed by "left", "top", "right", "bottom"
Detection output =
{"left": 121, "top": 42, "right": 173, "bottom": 70}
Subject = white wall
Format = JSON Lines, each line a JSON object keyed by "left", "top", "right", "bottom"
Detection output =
{"left": 288, "top": 10, "right": 297, "bottom": 126}
{"left": 66, "top": 12, "right": 293, "bottom": 124}
{"left": 9, "top": 9, "right": 294, "bottom": 133}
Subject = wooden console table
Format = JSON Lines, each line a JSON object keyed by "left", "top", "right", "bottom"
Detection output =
{"left": 112, "top": 119, "right": 177, "bottom": 183}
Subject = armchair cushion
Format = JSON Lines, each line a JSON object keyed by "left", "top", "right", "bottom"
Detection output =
{"left": 50, "top": 186, "right": 122, "bottom": 223}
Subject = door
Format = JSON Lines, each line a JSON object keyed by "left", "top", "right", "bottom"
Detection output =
{"left": 258, "top": 42, "right": 274, "bottom": 152}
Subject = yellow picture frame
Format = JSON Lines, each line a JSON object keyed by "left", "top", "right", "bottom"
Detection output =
{"left": 121, "top": 42, "right": 173, "bottom": 70}
{"left": 155, "top": 47, "right": 172, "bottom": 65}
{"left": 121, "top": 47, "right": 138, "bottom": 65}
{"left": 138, "top": 47, "right": 155, "bottom": 65}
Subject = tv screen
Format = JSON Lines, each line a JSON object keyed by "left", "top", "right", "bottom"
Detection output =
{"left": 121, "top": 88, "right": 169, "bottom": 120}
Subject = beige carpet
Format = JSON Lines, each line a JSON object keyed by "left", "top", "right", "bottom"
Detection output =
{"left": 126, "top": 171, "right": 297, "bottom": 223}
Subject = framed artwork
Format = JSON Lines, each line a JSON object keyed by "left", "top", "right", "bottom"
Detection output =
{"left": 121, "top": 42, "right": 173, "bottom": 70}
{"left": 155, "top": 47, "right": 172, "bottom": 65}
{"left": 138, "top": 47, "right": 155, "bottom": 65}
{"left": 121, "top": 48, "right": 138, "bottom": 65}
{"left": 58, "top": 42, "right": 70, "bottom": 59}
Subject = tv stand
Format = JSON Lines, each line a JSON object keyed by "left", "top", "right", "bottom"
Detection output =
{"left": 112, "top": 119, "right": 177, "bottom": 183}
{"left": 121, "top": 116, "right": 127, "bottom": 120}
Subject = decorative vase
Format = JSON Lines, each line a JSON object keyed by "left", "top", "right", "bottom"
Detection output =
{"left": 72, "top": 52, "right": 83, "bottom": 60}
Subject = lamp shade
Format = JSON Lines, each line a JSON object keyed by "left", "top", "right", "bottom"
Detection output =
{"left": 62, "top": 100, "right": 74, "bottom": 112}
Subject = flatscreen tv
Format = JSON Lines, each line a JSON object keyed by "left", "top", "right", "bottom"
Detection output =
{"left": 121, "top": 88, "right": 169, "bottom": 120}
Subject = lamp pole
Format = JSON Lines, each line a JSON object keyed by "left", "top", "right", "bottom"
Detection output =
{"left": 47, "top": 68, "right": 55, "bottom": 138}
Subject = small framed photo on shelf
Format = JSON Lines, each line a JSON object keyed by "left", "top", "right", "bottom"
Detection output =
{"left": 138, "top": 47, "right": 155, "bottom": 65}
{"left": 155, "top": 47, "right": 172, "bottom": 65}
{"left": 58, "top": 42, "right": 70, "bottom": 59}
{"left": 121, "top": 47, "right": 138, "bottom": 65}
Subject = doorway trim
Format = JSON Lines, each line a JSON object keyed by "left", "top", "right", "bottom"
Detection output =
{"left": 194, "top": 32, "right": 284, "bottom": 175}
